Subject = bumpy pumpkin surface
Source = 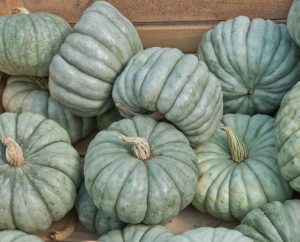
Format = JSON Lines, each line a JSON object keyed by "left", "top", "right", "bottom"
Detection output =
{"left": 288, "top": 0, "right": 300, "bottom": 47}
{"left": 49, "top": 1, "right": 143, "bottom": 117}
{"left": 84, "top": 116, "right": 198, "bottom": 224}
{"left": 237, "top": 200, "right": 300, "bottom": 242}
{"left": 198, "top": 16, "right": 300, "bottom": 115}
{"left": 98, "top": 224, "right": 172, "bottom": 242}
{"left": 2, "top": 76, "right": 96, "bottom": 143}
{"left": 76, "top": 182, "right": 125, "bottom": 235}
{"left": 112, "top": 47, "right": 223, "bottom": 146}
{"left": 0, "top": 112, "right": 81, "bottom": 232}
{"left": 192, "top": 114, "right": 293, "bottom": 221}
{"left": 0, "top": 230, "right": 44, "bottom": 242}
{"left": 274, "top": 81, "right": 300, "bottom": 192}
{"left": 163, "top": 227, "right": 253, "bottom": 242}
{"left": 0, "top": 8, "right": 71, "bottom": 76}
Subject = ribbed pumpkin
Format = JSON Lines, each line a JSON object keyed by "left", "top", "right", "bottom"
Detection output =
{"left": 0, "top": 8, "right": 71, "bottom": 76}
{"left": 112, "top": 47, "right": 223, "bottom": 146}
{"left": 0, "top": 112, "right": 81, "bottom": 232}
{"left": 99, "top": 225, "right": 172, "bottom": 242}
{"left": 237, "top": 200, "right": 300, "bottom": 242}
{"left": 274, "top": 81, "right": 300, "bottom": 192}
{"left": 49, "top": 1, "right": 143, "bottom": 117}
{"left": 2, "top": 76, "right": 96, "bottom": 143}
{"left": 84, "top": 116, "right": 198, "bottom": 225}
{"left": 198, "top": 16, "right": 300, "bottom": 115}
{"left": 163, "top": 227, "right": 253, "bottom": 242}
{"left": 288, "top": 0, "right": 300, "bottom": 47}
{"left": 192, "top": 114, "right": 293, "bottom": 221}
{"left": 75, "top": 182, "right": 126, "bottom": 235}
{"left": 0, "top": 230, "right": 44, "bottom": 242}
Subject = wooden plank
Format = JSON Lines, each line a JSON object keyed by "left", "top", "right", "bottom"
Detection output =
{"left": 136, "top": 23, "right": 214, "bottom": 53}
{"left": 0, "top": 0, "right": 292, "bottom": 23}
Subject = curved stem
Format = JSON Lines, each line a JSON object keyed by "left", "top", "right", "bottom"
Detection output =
{"left": 12, "top": 7, "right": 30, "bottom": 14}
{"left": 120, "top": 135, "right": 152, "bottom": 161}
{"left": 221, "top": 126, "right": 248, "bottom": 163}
{"left": 49, "top": 214, "right": 77, "bottom": 241}
{"left": 1, "top": 137, "right": 24, "bottom": 167}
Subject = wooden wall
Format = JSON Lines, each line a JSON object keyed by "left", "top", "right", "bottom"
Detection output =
{"left": 0, "top": 0, "right": 293, "bottom": 52}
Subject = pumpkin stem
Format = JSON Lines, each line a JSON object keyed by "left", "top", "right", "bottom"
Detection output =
{"left": 49, "top": 214, "right": 77, "bottom": 241}
{"left": 221, "top": 126, "right": 248, "bottom": 163}
{"left": 30, "top": 76, "right": 49, "bottom": 91}
{"left": 12, "top": 7, "right": 30, "bottom": 14}
{"left": 1, "top": 137, "right": 24, "bottom": 167}
{"left": 115, "top": 102, "right": 164, "bottom": 121}
{"left": 120, "top": 135, "right": 152, "bottom": 161}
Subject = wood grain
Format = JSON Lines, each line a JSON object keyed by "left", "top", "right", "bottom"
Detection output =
{"left": 0, "top": 0, "right": 292, "bottom": 23}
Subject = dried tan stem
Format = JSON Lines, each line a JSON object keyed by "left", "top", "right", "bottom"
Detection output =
{"left": 12, "top": 7, "right": 30, "bottom": 14}
{"left": 49, "top": 214, "right": 77, "bottom": 241}
{"left": 1, "top": 137, "right": 24, "bottom": 167}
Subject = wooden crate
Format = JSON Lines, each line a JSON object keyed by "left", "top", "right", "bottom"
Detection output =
{"left": 0, "top": 0, "right": 294, "bottom": 241}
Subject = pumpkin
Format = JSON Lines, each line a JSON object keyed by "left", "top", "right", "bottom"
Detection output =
{"left": 163, "top": 227, "right": 253, "bottom": 242}
{"left": 198, "top": 16, "right": 300, "bottom": 115}
{"left": 99, "top": 224, "right": 172, "bottom": 242}
{"left": 2, "top": 76, "right": 96, "bottom": 144}
{"left": 192, "top": 113, "right": 293, "bottom": 221}
{"left": 112, "top": 47, "right": 223, "bottom": 146}
{"left": 0, "top": 112, "right": 81, "bottom": 232}
{"left": 84, "top": 116, "right": 198, "bottom": 224}
{"left": 75, "top": 182, "right": 126, "bottom": 235}
{"left": 49, "top": 1, "right": 143, "bottom": 117}
{"left": 97, "top": 106, "right": 122, "bottom": 130}
{"left": 288, "top": 0, "right": 300, "bottom": 47}
{"left": 237, "top": 200, "right": 300, "bottom": 242}
{"left": 99, "top": 225, "right": 253, "bottom": 242}
{"left": 274, "top": 81, "right": 300, "bottom": 192}
{"left": 0, "top": 7, "right": 71, "bottom": 76}
{"left": 0, "top": 230, "right": 44, "bottom": 242}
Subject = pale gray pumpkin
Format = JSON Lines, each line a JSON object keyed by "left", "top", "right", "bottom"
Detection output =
{"left": 237, "top": 200, "right": 300, "bottom": 242}
{"left": 96, "top": 106, "right": 122, "bottom": 130}
{"left": 112, "top": 47, "right": 223, "bottom": 146}
{"left": 274, "top": 81, "right": 300, "bottom": 192}
{"left": 49, "top": 1, "right": 143, "bottom": 117}
{"left": 192, "top": 114, "right": 293, "bottom": 221}
{"left": 0, "top": 230, "right": 44, "bottom": 242}
{"left": 84, "top": 116, "right": 198, "bottom": 225}
{"left": 75, "top": 182, "right": 126, "bottom": 235}
{"left": 288, "top": 0, "right": 300, "bottom": 47}
{"left": 0, "top": 112, "right": 81, "bottom": 232}
{"left": 2, "top": 76, "right": 96, "bottom": 143}
{"left": 163, "top": 227, "right": 253, "bottom": 242}
{"left": 198, "top": 16, "right": 300, "bottom": 115}
{"left": 0, "top": 8, "right": 71, "bottom": 76}
{"left": 98, "top": 224, "right": 172, "bottom": 242}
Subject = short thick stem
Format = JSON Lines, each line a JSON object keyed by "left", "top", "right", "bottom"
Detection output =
{"left": 221, "top": 126, "right": 248, "bottom": 163}
{"left": 12, "top": 7, "right": 30, "bottom": 14}
{"left": 1, "top": 137, "right": 24, "bottom": 167}
{"left": 49, "top": 214, "right": 77, "bottom": 241}
{"left": 120, "top": 135, "right": 152, "bottom": 161}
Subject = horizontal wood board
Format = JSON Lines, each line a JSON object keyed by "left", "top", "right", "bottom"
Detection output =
{"left": 0, "top": 0, "right": 292, "bottom": 52}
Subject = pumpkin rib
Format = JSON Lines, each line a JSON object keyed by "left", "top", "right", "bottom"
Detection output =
{"left": 28, "top": 15, "right": 40, "bottom": 76}
{"left": 2, "top": 16, "right": 15, "bottom": 73}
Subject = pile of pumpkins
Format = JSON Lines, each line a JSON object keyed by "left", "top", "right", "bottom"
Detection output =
{"left": 0, "top": 1, "right": 300, "bottom": 241}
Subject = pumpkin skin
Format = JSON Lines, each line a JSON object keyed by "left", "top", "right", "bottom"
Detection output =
{"left": 0, "top": 8, "right": 71, "bottom": 76}
{"left": 84, "top": 116, "right": 198, "bottom": 225}
{"left": 0, "top": 112, "right": 81, "bottom": 232}
{"left": 75, "top": 182, "right": 126, "bottom": 235}
{"left": 112, "top": 47, "right": 223, "bottom": 146}
{"left": 163, "top": 227, "right": 253, "bottom": 242}
{"left": 198, "top": 16, "right": 300, "bottom": 115}
{"left": 192, "top": 114, "right": 293, "bottom": 221}
{"left": 274, "top": 81, "right": 300, "bottom": 192}
{"left": 2, "top": 76, "right": 96, "bottom": 144}
{"left": 0, "top": 230, "right": 44, "bottom": 242}
{"left": 49, "top": 1, "right": 143, "bottom": 117}
{"left": 288, "top": 0, "right": 300, "bottom": 47}
{"left": 237, "top": 200, "right": 300, "bottom": 242}
{"left": 97, "top": 106, "right": 122, "bottom": 130}
{"left": 98, "top": 224, "right": 172, "bottom": 242}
